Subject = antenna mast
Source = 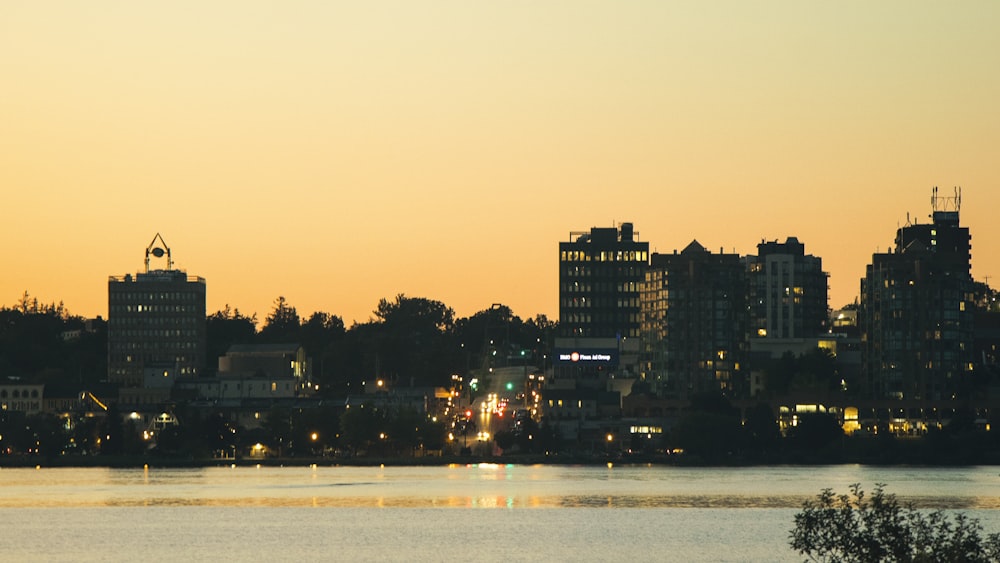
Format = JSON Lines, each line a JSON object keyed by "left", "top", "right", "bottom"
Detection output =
{"left": 931, "top": 186, "right": 962, "bottom": 213}
{"left": 145, "top": 233, "right": 173, "bottom": 272}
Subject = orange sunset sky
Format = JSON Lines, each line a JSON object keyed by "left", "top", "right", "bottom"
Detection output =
{"left": 2, "top": 2, "right": 999, "bottom": 326}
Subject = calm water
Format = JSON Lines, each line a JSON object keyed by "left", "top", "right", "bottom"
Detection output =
{"left": 1, "top": 464, "right": 998, "bottom": 562}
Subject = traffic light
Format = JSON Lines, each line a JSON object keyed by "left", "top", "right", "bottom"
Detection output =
{"left": 505, "top": 381, "right": 514, "bottom": 391}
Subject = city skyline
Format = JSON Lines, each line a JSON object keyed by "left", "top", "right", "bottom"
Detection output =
{"left": 3, "top": 2, "right": 999, "bottom": 325}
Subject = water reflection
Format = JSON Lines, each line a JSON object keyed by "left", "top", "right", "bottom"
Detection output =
{"left": 1, "top": 465, "right": 998, "bottom": 511}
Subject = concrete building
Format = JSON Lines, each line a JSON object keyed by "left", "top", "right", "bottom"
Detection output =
{"left": 746, "top": 237, "right": 829, "bottom": 340}
{"left": 556, "top": 223, "right": 648, "bottom": 389}
{"left": 640, "top": 241, "right": 748, "bottom": 398}
{"left": 218, "top": 343, "right": 309, "bottom": 388}
{"left": 558, "top": 222, "right": 649, "bottom": 339}
{"left": 861, "top": 188, "right": 974, "bottom": 401}
{"left": 108, "top": 234, "right": 206, "bottom": 389}
{"left": 741, "top": 237, "right": 831, "bottom": 398}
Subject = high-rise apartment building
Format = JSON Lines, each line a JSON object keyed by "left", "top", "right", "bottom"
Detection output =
{"left": 641, "top": 241, "right": 747, "bottom": 398}
{"left": 558, "top": 223, "right": 649, "bottom": 339}
{"left": 108, "top": 234, "right": 206, "bottom": 388}
{"left": 746, "top": 237, "right": 829, "bottom": 340}
{"left": 861, "top": 188, "right": 974, "bottom": 400}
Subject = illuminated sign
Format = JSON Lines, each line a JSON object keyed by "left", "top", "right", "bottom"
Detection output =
{"left": 555, "top": 349, "right": 618, "bottom": 365}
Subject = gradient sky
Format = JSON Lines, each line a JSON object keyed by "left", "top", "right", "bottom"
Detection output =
{"left": 3, "top": 2, "right": 999, "bottom": 326}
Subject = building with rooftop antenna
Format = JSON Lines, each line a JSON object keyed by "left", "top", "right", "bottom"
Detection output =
{"left": 860, "top": 187, "right": 974, "bottom": 401}
{"left": 108, "top": 234, "right": 206, "bottom": 390}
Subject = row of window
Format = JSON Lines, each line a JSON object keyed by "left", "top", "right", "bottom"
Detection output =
{"left": 560, "top": 250, "right": 649, "bottom": 263}
{"left": 110, "top": 304, "right": 201, "bottom": 314}
{"left": 110, "top": 291, "right": 201, "bottom": 302}
{"left": 0, "top": 389, "right": 40, "bottom": 399}
{"left": 567, "top": 327, "right": 641, "bottom": 338}
{"left": 562, "top": 312, "right": 642, "bottom": 324}
{"left": 108, "top": 317, "right": 204, "bottom": 333}
{"left": 562, "top": 298, "right": 640, "bottom": 309}
{"left": 563, "top": 266, "right": 646, "bottom": 277}
{"left": 112, "top": 354, "right": 193, "bottom": 363}
{"left": 110, "top": 341, "right": 199, "bottom": 350}
{"left": 111, "top": 329, "right": 198, "bottom": 338}
{"left": 562, "top": 281, "right": 643, "bottom": 293}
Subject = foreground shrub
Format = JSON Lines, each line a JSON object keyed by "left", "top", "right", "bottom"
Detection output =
{"left": 790, "top": 483, "right": 1000, "bottom": 562}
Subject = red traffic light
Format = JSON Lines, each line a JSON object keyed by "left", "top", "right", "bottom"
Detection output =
{"left": 465, "top": 410, "right": 473, "bottom": 418}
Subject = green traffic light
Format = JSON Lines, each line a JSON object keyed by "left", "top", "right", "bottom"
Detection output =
{"left": 505, "top": 382, "right": 514, "bottom": 391}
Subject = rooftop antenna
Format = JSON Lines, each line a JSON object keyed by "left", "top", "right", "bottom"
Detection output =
{"left": 145, "top": 233, "right": 173, "bottom": 272}
{"left": 931, "top": 186, "right": 962, "bottom": 212}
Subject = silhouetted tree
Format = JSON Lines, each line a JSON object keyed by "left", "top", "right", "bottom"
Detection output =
{"left": 259, "top": 296, "right": 300, "bottom": 343}
{"left": 494, "top": 430, "right": 516, "bottom": 452}
{"left": 101, "top": 403, "right": 124, "bottom": 455}
{"left": 206, "top": 306, "right": 257, "bottom": 375}
{"left": 339, "top": 403, "right": 385, "bottom": 454}
{"left": 788, "top": 412, "right": 843, "bottom": 451}
{"left": 453, "top": 306, "right": 556, "bottom": 376}
{"left": 371, "top": 294, "right": 459, "bottom": 387}
{"left": 743, "top": 402, "right": 780, "bottom": 455}
{"left": 300, "top": 311, "right": 346, "bottom": 393}
{"left": 671, "top": 391, "right": 742, "bottom": 460}
{"left": 672, "top": 412, "right": 742, "bottom": 461}
{"left": 791, "top": 484, "right": 1000, "bottom": 562}
{"left": 0, "top": 295, "right": 97, "bottom": 382}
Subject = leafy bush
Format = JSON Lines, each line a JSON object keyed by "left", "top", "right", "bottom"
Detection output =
{"left": 790, "top": 483, "right": 1000, "bottom": 562}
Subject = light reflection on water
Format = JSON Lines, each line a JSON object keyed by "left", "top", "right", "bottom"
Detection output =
{"left": 2, "top": 464, "right": 999, "bottom": 510}
{"left": 2, "top": 464, "right": 999, "bottom": 563}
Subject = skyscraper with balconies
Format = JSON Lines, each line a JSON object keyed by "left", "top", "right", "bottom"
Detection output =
{"left": 641, "top": 241, "right": 747, "bottom": 398}
{"left": 861, "top": 188, "right": 974, "bottom": 400}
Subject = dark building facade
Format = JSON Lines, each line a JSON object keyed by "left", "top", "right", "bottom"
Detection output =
{"left": 108, "top": 235, "right": 207, "bottom": 388}
{"left": 746, "top": 237, "right": 829, "bottom": 340}
{"left": 640, "top": 241, "right": 748, "bottom": 398}
{"left": 558, "top": 223, "right": 649, "bottom": 339}
{"left": 861, "top": 192, "right": 974, "bottom": 401}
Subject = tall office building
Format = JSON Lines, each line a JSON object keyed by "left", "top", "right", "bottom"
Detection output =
{"left": 108, "top": 234, "right": 207, "bottom": 388}
{"left": 641, "top": 241, "right": 747, "bottom": 398}
{"left": 558, "top": 223, "right": 649, "bottom": 339}
{"left": 861, "top": 188, "right": 974, "bottom": 400}
{"left": 746, "top": 237, "right": 829, "bottom": 340}
{"left": 556, "top": 223, "right": 648, "bottom": 388}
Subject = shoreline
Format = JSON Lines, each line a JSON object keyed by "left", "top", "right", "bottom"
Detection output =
{"left": 3, "top": 452, "right": 999, "bottom": 469}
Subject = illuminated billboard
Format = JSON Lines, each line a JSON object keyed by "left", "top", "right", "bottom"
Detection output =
{"left": 554, "top": 348, "right": 619, "bottom": 366}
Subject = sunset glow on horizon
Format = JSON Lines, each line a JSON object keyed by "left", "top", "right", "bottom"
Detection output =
{"left": 3, "top": 2, "right": 999, "bottom": 325}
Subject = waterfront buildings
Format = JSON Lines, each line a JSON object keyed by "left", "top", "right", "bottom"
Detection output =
{"left": 860, "top": 188, "right": 974, "bottom": 401}
{"left": 107, "top": 234, "right": 207, "bottom": 389}
{"left": 554, "top": 223, "right": 648, "bottom": 386}
{"left": 558, "top": 222, "right": 649, "bottom": 339}
{"left": 641, "top": 241, "right": 747, "bottom": 398}
{"left": 746, "top": 237, "right": 829, "bottom": 340}
{"left": 744, "top": 237, "right": 833, "bottom": 398}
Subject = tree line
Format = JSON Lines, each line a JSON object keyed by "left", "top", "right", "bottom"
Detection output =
{"left": 208, "top": 294, "right": 556, "bottom": 396}
{"left": 0, "top": 291, "right": 556, "bottom": 394}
